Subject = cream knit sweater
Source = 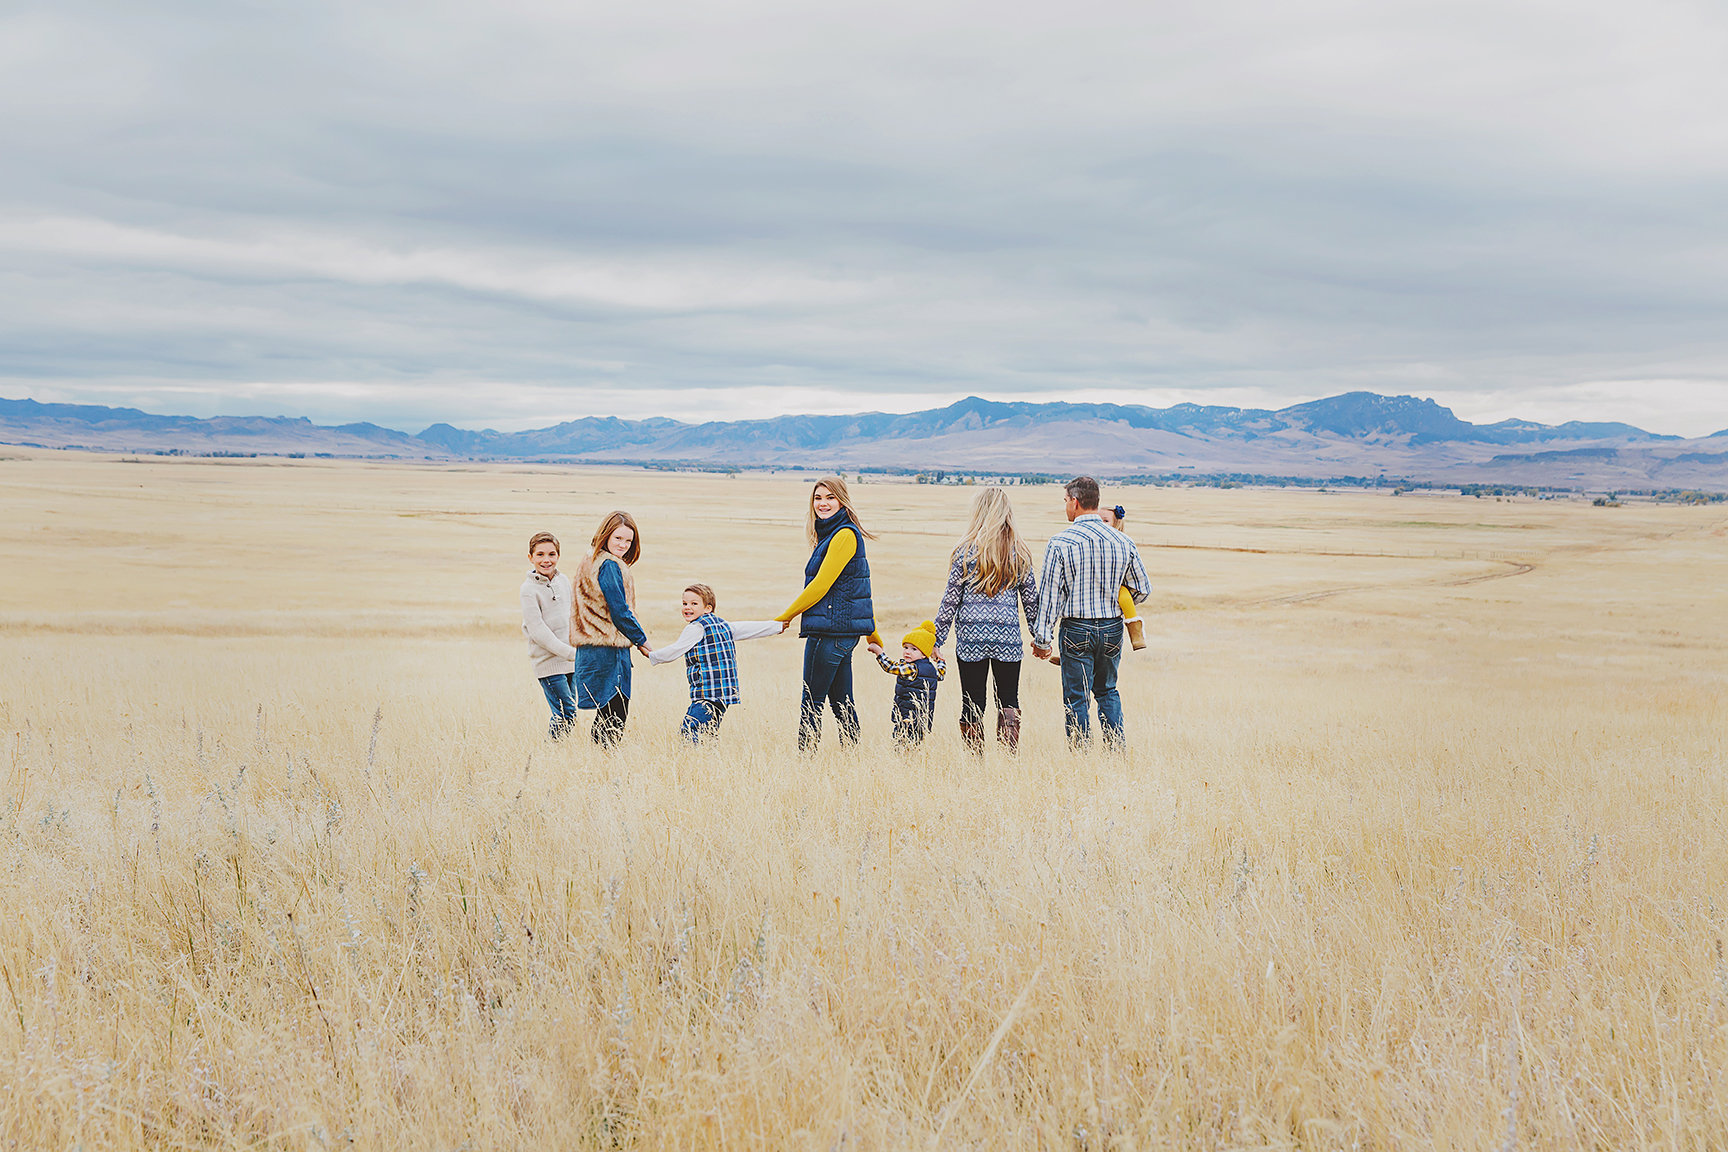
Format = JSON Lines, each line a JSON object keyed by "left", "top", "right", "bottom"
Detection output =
{"left": 520, "top": 570, "right": 578, "bottom": 677}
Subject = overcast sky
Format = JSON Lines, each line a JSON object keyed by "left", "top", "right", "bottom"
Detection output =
{"left": 5, "top": 0, "right": 1728, "bottom": 435}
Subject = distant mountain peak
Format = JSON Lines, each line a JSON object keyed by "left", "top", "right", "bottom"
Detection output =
{"left": 1275, "top": 392, "right": 1474, "bottom": 443}
{"left": 3, "top": 390, "right": 1718, "bottom": 488}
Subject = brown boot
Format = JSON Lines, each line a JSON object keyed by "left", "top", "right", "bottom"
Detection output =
{"left": 1126, "top": 617, "right": 1146, "bottom": 651}
{"left": 959, "top": 718, "right": 986, "bottom": 755}
{"left": 996, "top": 707, "right": 1021, "bottom": 753}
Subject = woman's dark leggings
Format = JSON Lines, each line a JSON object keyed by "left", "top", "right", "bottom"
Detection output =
{"left": 592, "top": 692, "right": 629, "bottom": 746}
{"left": 957, "top": 658, "right": 1022, "bottom": 725}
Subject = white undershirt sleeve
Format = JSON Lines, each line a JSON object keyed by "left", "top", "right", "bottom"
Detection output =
{"left": 727, "top": 620, "right": 784, "bottom": 642}
{"left": 648, "top": 622, "right": 705, "bottom": 665}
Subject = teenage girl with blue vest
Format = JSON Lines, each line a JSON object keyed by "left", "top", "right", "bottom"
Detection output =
{"left": 774, "top": 476, "right": 884, "bottom": 750}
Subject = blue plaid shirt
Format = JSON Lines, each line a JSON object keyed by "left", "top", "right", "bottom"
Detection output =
{"left": 648, "top": 615, "right": 783, "bottom": 704}
{"left": 684, "top": 614, "right": 740, "bottom": 705}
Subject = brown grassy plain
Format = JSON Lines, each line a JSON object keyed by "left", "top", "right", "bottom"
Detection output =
{"left": 1, "top": 449, "right": 1725, "bottom": 1149}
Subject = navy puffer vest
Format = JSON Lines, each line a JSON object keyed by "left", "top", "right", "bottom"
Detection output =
{"left": 799, "top": 509, "right": 876, "bottom": 637}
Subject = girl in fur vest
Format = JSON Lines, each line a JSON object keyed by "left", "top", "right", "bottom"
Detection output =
{"left": 571, "top": 510, "right": 652, "bottom": 746}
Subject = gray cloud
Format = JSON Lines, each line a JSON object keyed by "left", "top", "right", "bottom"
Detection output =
{"left": 4, "top": 0, "right": 1728, "bottom": 433}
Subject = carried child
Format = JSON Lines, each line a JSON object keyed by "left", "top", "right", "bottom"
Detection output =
{"left": 1098, "top": 503, "right": 1147, "bottom": 651}
{"left": 647, "top": 583, "right": 785, "bottom": 741}
{"left": 519, "top": 531, "right": 580, "bottom": 738}
{"left": 867, "top": 620, "right": 947, "bottom": 748}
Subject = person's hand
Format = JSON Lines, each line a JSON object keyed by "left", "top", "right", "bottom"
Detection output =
{"left": 866, "top": 641, "right": 883, "bottom": 655}
{"left": 1031, "top": 644, "right": 1051, "bottom": 661}
{"left": 637, "top": 644, "right": 652, "bottom": 659}
{"left": 777, "top": 620, "right": 789, "bottom": 634}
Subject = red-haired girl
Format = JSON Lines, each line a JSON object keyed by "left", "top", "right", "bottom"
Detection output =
{"left": 571, "top": 510, "right": 652, "bottom": 746}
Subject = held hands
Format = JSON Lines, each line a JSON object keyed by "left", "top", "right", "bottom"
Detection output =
{"left": 637, "top": 644, "right": 653, "bottom": 660}
{"left": 778, "top": 621, "right": 789, "bottom": 634}
{"left": 865, "top": 641, "right": 884, "bottom": 656}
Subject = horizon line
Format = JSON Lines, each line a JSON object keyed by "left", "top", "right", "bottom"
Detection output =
{"left": 7, "top": 389, "right": 1718, "bottom": 441}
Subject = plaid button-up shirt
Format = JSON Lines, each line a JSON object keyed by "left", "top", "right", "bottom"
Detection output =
{"left": 1032, "top": 514, "right": 1150, "bottom": 648}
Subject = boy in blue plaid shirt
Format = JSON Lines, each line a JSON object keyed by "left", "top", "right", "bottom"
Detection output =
{"left": 647, "top": 584, "right": 785, "bottom": 741}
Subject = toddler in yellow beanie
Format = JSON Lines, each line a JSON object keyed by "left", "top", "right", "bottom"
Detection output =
{"left": 867, "top": 620, "right": 947, "bottom": 747}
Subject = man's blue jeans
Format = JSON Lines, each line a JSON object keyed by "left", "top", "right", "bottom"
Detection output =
{"left": 682, "top": 699, "right": 729, "bottom": 742}
{"left": 800, "top": 635, "right": 860, "bottom": 750}
{"left": 538, "top": 672, "right": 579, "bottom": 739}
{"left": 1058, "top": 617, "right": 1124, "bottom": 747}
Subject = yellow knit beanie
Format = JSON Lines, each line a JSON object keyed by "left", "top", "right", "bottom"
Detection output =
{"left": 902, "top": 620, "right": 937, "bottom": 658}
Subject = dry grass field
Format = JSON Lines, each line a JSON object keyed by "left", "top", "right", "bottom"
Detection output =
{"left": 1, "top": 448, "right": 1725, "bottom": 1149}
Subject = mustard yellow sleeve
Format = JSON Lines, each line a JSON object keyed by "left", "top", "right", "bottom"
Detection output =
{"left": 777, "top": 530, "right": 857, "bottom": 621}
{"left": 1118, "top": 586, "right": 1138, "bottom": 620}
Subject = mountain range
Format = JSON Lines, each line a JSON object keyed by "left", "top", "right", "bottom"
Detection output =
{"left": 4, "top": 392, "right": 1726, "bottom": 488}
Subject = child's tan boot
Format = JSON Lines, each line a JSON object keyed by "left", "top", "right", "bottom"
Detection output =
{"left": 1126, "top": 617, "right": 1146, "bottom": 651}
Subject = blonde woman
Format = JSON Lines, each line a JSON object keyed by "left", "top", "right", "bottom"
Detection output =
{"left": 571, "top": 510, "right": 652, "bottom": 747}
{"left": 775, "top": 476, "right": 883, "bottom": 750}
{"left": 931, "top": 486, "right": 1040, "bottom": 754}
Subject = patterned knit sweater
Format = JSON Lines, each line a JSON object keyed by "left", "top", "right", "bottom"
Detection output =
{"left": 931, "top": 548, "right": 1040, "bottom": 663}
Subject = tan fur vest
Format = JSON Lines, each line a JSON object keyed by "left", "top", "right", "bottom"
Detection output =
{"left": 571, "top": 553, "right": 637, "bottom": 647}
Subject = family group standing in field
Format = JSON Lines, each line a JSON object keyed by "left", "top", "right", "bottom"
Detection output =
{"left": 519, "top": 475, "right": 1152, "bottom": 752}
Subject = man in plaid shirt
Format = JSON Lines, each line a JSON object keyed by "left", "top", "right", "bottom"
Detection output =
{"left": 1031, "top": 476, "right": 1151, "bottom": 747}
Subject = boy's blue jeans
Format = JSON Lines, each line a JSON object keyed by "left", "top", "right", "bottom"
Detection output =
{"left": 799, "top": 635, "right": 860, "bottom": 750}
{"left": 538, "top": 672, "right": 579, "bottom": 739}
{"left": 682, "top": 699, "right": 729, "bottom": 742}
{"left": 1058, "top": 617, "right": 1125, "bottom": 747}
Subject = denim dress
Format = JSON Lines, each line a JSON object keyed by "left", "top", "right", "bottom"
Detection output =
{"left": 574, "top": 557, "right": 648, "bottom": 708}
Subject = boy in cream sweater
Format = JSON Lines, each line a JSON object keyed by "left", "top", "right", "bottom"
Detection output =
{"left": 519, "top": 531, "right": 580, "bottom": 738}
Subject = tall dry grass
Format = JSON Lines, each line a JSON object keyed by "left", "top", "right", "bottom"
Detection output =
{"left": 1, "top": 452, "right": 1725, "bottom": 1148}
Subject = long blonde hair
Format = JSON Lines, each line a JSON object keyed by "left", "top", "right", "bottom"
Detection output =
{"left": 804, "top": 475, "right": 876, "bottom": 546}
{"left": 955, "top": 487, "right": 1032, "bottom": 597}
